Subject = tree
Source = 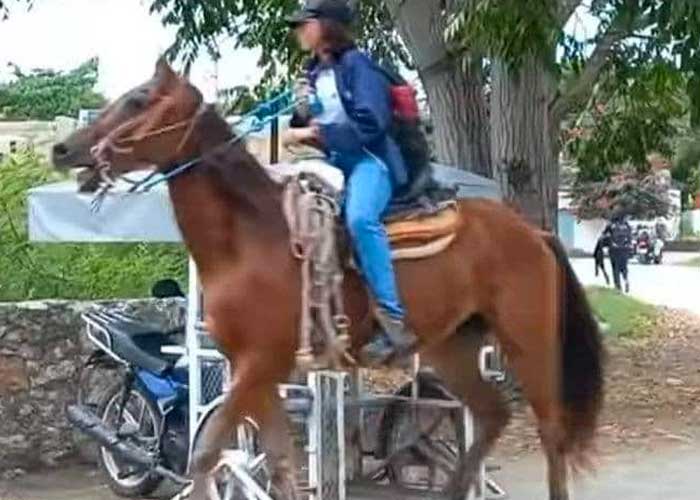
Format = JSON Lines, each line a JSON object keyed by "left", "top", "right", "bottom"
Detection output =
{"left": 448, "top": 0, "right": 700, "bottom": 229}
{"left": 0, "top": 59, "right": 106, "bottom": 120}
{"left": 149, "top": 0, "right": 700, "bottom": 229}
{"left": 570, "top": 172, "right": 673, "bottom": 220}
{"left": 148, "top": 0, "right": 492, "bottom": 177}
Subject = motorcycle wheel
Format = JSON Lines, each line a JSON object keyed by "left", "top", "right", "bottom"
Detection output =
{"left": 96, "top": 381, "right": 164, "bottom": 497}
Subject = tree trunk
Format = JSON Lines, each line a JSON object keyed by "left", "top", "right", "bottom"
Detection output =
{"left": 420, "top": 60, "right": 491, "bottom": 177}
{"left": 491, "top": 56, "right": 559, "bottom": 230}
{"left": 388, "top": 0, "right": 491, "bottom": 177}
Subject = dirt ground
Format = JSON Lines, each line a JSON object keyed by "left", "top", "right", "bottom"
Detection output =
{"left": 494, "top": 307, "right": 700, "bottom": 461}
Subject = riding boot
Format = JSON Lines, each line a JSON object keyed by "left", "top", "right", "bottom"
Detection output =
{"left": 361, "top": 308, "right": 419, "bottom": 366}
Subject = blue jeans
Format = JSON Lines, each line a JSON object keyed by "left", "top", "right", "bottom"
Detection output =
{"left": 334, "top": 152, "right": 405, "bottom": 320}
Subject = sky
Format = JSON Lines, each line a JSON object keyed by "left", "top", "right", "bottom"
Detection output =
{"left": 0, "top": 0, "right": 600, "bottom": 102}
{"left": 0, "top": 0, "right": 262, "bottom": 100}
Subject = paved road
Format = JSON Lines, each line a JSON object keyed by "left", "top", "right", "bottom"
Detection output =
{"left": 3, "top": 443, "right": 700, "bottom": 500}
{"left": 493, "top": 442, "right": 700, "bottom": 500}
{"left": 571, "top": 252, "right": 700, "bottom": 314}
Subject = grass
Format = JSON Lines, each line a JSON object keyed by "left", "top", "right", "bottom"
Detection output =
{"left": 586, "top": 286, "right": 658, "bottom": 339}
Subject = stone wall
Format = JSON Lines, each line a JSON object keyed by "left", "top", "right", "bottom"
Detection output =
{"left": 0, "top": 299, "right": 184, "bottom": 471}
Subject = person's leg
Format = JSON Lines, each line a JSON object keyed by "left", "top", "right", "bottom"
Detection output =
{"left": 344, "top": 155, "right": 404, "bottom": 319}
{"left": 620, "top": 253, "right": 630, "bottom": 292}
{"left": 610, "top": 250, "right": 622, "bottom": 291}
{"left": 343, "top": 154, "right": 417, "bottom": 364}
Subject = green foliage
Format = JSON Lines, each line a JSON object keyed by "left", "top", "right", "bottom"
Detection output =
{"left": 0, "top": 151, "right": 186, "bottom": 301}
{"left": 447, "top": 0, "right": 559, "bottom": 67}
{"left": 672, "top": 128, "right": 700, "bottom": 208}
{"left": 0, "top": 59, "right": 106, "bottom": 120}
{"left": 148, "top": 0, "right": 408, "bottom": 87}
{"left": 568, "top": 61, "right": 687, "bottom": 181}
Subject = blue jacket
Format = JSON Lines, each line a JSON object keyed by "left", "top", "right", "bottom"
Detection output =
{"left": 293, "top": 48, "right": 410, "bottom": 189}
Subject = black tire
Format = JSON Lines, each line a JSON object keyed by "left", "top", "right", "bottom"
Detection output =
{"left": 655, "top": 251, "right": 663, "bottom": 264}
{"left": 375, "top": 372, "right": 460, "bottom": 488}
{"left": 96, "top": 381, "right": 164, "bottom": 498}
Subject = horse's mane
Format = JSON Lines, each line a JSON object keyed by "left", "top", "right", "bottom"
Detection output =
{"left": 192, "top": 106, "right": 285, "bottom": 231}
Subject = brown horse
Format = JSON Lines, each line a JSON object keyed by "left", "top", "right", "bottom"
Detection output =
{"left": 53, "top": 59, "right": 604, "bottom": 500}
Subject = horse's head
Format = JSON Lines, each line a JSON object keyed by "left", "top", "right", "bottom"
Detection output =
{"left": 52, "top": 58, "right": 204, "bottom": 187}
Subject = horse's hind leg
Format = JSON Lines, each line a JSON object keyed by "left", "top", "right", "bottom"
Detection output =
{"left": 491, "top": 291, "right": 570, "bottom": 500}
{"left": 422, "top": 323, "right": 510, "bottom": 500}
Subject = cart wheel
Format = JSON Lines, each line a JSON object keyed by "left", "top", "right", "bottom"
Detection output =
{"left": 193, "top": 415, "right": 272, "bottom": 500}
{"left": 375, "top": 373, "right": 460, "bottom": 491}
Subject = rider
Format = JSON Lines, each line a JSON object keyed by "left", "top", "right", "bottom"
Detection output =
{"left": 284, "top": 0, "right": 417, "bottom": 364}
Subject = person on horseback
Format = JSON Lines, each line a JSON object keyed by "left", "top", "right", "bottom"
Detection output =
{"left": 284, "top": 0, "right": 417, "bottom": 364}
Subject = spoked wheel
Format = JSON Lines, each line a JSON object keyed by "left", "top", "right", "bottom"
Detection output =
{"left": 97, "top": 382, "right": 163, "bottom": 497}
{"left": 375, "top": 375, "right": 461, "bottom": 491}
{"left": 195, "top": 417, "right": 272, "bottom": 500}
{"left": 381, "top": 404, "right": 459, "bottom": 490}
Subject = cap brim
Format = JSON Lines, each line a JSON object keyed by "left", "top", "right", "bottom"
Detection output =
{"left": 285, "top": 10, "right": 316, "bottom": 27}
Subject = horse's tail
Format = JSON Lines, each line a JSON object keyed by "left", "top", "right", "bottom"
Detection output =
{"left": 544, "top": 234, "right": 605, "bottom": 465}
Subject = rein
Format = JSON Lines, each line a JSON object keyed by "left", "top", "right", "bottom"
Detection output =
{"left": 89, "top": 89, "right": 301, "bottom": 212}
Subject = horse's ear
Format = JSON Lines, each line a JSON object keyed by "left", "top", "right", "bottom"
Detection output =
{"left": 153, "top": 56, "right": 177, "bottom": 91}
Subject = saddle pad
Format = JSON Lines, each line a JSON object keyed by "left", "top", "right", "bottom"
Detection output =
{"left": 386, "top": 202, "right": 460, "bottom": 244}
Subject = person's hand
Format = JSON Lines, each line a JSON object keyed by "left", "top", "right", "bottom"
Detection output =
{"left": 294, "top": 77, "right": 311, "bottom": 118}
{"left": 294, "top": 77, "right": 311, "bottom": 103}
{"left": 282, "top": 126, "right": 319, "bottom": 148}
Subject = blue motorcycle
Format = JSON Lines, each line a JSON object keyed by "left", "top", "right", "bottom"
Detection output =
{"left": 67, "top": 280, "right": 231, "bottom": 497}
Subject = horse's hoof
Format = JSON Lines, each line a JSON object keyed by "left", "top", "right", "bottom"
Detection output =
{"left": 271, "top": 464, "right": 299, "bottom": 500}
{"left": 188, "top": 476, "right": 210, "bottom": 500}
{"left": 191, "top": 448, "right": 221, "bottom": 475}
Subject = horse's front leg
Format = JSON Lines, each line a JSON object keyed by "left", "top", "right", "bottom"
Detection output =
{"left": 259, "top": 387, "right": 299, "bottom": 500}
{"left": 189, "top": 357, "right": 268, "bottom": 500}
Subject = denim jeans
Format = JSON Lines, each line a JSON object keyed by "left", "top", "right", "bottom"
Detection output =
{"left": 334, "top": 151, "right": 405, "bottom": 320}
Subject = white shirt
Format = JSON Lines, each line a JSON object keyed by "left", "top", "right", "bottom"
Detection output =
{"left": 313, "top": 68, "right": 349, "bottom": 126}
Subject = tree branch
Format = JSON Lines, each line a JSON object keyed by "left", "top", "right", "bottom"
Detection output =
{"left": 551, "top": 10, "right": 650, "bottom": 121}
{"left": 557, "top": 0, "right": 583, "bottom": 27}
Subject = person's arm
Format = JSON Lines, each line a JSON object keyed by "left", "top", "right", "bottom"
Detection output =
{"left": 317, "top": 52, "right": 392, "bottom": 153}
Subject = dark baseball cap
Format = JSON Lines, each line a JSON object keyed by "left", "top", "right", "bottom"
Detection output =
{"left": 286, "top": 0, "right": 354, "bottom": 27}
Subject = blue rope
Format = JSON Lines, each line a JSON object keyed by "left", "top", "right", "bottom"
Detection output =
{"left": 135, "top": 96, "right": 302, "bottom": 192}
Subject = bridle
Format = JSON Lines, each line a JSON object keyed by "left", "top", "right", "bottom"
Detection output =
{"left": 90, "top": 97, "right": 204, "bottom": 187}
{"left": 86, "top": 88, "right": 303, "bottom": 212}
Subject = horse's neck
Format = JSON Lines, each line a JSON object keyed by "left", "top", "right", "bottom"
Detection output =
{"left": 166, "top": 110, "right": 287, "bottom": 277}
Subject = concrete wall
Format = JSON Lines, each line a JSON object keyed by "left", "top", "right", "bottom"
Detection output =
{"left": 0, "top": 117, "right": 77, "bottom": 159}
{"left": 0, "top": 299, "right": 184, "bottom": 471}
{"left": 681, "top": 209, "right": 700, "bottom": 235}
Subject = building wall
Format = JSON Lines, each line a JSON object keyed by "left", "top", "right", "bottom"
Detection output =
{"left": 0, "top": 117, "right": 77, "bottom": 159}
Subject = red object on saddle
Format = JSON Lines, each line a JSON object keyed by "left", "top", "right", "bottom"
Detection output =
{"left": 390, "top": 84, "right": 420, "bottom": 122}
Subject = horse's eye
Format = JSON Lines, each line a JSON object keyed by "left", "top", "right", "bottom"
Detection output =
{"left": 128, "top": 94, "right": 149, "bottom": 110}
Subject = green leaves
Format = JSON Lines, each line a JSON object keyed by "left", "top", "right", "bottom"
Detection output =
{"left": 0, "top": 152, "right": 187, "bottom": 301}
{"left": 0, "top": 59, "right": 106, "bottom": 121}
{"left": 447, "top": 0, "right": 560, "bottom": 68}
{"left": 148, "top": 0, "right": 407, "bottom": 88}
{"left": 568, "top": 61, "right": 687, "bottom": 182}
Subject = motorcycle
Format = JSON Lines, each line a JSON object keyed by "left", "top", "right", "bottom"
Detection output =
{"left": 68, "top": 280, "right": 265, "bottom": 498}
{"left": 634, "top": 227, "right": 664, "bottom": 265}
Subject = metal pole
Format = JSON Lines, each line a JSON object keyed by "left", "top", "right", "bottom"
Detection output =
{"left": 187, "top": 257, "right": 202, "bottom": 458}
{"left": 270, "top": 116, "right": 279, "bottom": 164}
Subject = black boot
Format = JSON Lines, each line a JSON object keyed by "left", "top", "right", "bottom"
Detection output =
{"left": 361, "top": 309, "right": 418, "bottom": 366}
